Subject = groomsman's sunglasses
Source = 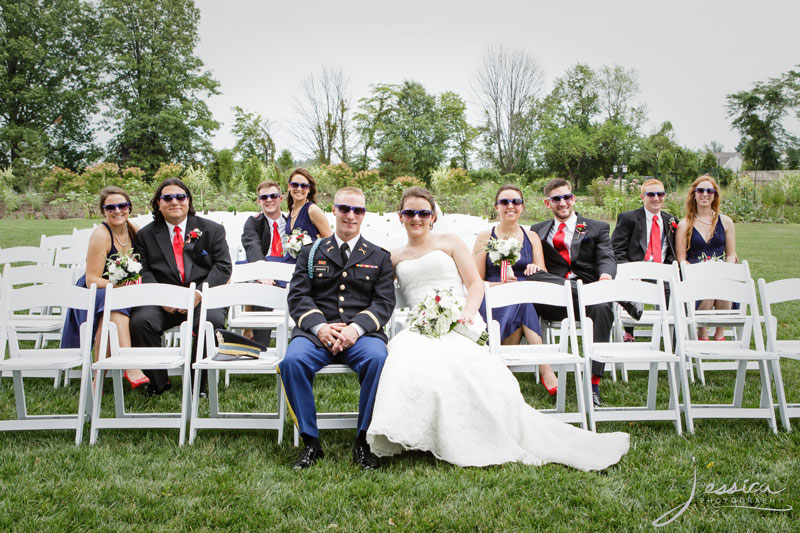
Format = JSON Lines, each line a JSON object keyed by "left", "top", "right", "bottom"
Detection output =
{"left": 159, "top": 193, "right": 189, "bottom": 203}
{"left": 643, "top": 191, "right": 666, "bottom": 198}
{"left": 496, "top": 198, "right": 524, "bottom": 206}
{"left": 399, "top": 209, "right": 433, "bottom": 220}
{"left": 334, "top": 204, "right": 367, "bottom": 216}
{"left": 258, "top": 193, "right": 282, "bottom": 200}
{"left": 102, "top": 202, "right": 131, "bottom": 213}
{"left": 695, "top": 187, "right": 716, "bottom": 195}
{"left": 288, "top": 182, "right": 311, "bottom": 189}
{"left": 547, "top": 193, "right": 575, "bottom": 203}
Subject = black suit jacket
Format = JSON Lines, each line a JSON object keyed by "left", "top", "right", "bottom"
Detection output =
{"left": 611, "top": 207, "right": 677, "bottom": 264}
{"left": 288, "top": 235, "right": 395, "bottom": 349}
{"left": 241, "top": 212, "right": 288, "bottom": 263}
{"left": 136, "top": 214, "right": 232, "bottom": 288}
{"left": 531, "top": 215, "right": 616, "bottom": 282}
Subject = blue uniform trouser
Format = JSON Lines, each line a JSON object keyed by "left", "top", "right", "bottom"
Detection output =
{"left": 278, "top": 336, "right": 387, "bottom": 439}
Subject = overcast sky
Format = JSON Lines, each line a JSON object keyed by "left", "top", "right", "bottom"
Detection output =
{"left": 195, "top": 0, "right": 800, "bottom": 160}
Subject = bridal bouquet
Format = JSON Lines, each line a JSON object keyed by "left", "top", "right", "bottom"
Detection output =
{"left": 284, "top": 228, "right": 313, "bottom": 258}
{"left": 408, "top": 288, "right": 488, "bottom": 345}
{"left": 484, "top": 236, "right": 522, "bottom": 282}
{"left": 105, "top": 252, "right": 142, "bottom": 286}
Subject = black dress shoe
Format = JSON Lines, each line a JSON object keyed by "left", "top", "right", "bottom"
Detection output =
{"left": 353, "top": 442, "right": 380, "bottom": 470}
{"left": 293, "top": 445, "right": 324, "bottom": 470}
{"left": 592, "top": 391, "right": 602, "bottom": 407}
{"left": 139, "top": 380, "right": 172, "bottom": 397}
{"left": 620, "top": 300, "right": 644, "bottom": 321}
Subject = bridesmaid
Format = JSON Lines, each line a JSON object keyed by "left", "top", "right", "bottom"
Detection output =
{"left": 473, "top": 184, "right": 558, "bottom": 395}
{"left": 61, "top": 186, "right": 149, "bottom": 389}
{"left": 285, "top": 167, "right": 333, "bottom": 259}
{"left": 676, "top": 174, "right": 737, "bottom": 340}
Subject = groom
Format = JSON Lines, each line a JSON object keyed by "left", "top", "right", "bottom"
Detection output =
{"left": 278, "top": 186, "right": 395, "bottom": 470}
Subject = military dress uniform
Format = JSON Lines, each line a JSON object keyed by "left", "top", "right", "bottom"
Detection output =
{"left": 278, "top": 234, "right": 395, "bottom": 439}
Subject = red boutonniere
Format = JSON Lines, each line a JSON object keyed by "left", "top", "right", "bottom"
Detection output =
{"left": 669, "top": 218, "right": 678, "bottom": 232}
{"left": 575, "top": 223, "right": 587, "bottom": 234}
{"left": 185, "top": 228, "right": 202, "bottom": 245}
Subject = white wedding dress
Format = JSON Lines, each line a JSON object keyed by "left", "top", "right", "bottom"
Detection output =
{"left": 367, "top": 250, "right": 630, "bottom": 470}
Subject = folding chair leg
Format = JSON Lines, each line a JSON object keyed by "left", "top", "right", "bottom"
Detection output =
{"left": 757, "top": 360, "right": 778, "bottom": 434}
{"left": 696, "top": 357, "right": 706, "bottom": 385}
{"left": 573, "top": 363, "right": 587, "bottom": 430}
{"left": 276, "top": 377, "right": 285, "bottom": 443}
{"left": 584, "top": 362, "right": 596, "bottom": 432}
{"left": 113, "top": 370, "right": 127, "bottom": 417}
{"left": 209, "top": 369, "right": 221, "bottom": 418}
{"left": 75, "top": 365, "right": 93, "bottom": 446}
{"left": 555, "top": 366, "right": 567, "bottom": 413}
{"left": 769, "top": 361, "right": 791, "bottom": 432}
{"left": 732, "top": 360, "right": 747, "bottom": 408}
{"left": 13, "top": 371, "right": 28, "bottom": 419}
{"left": 179, "top": 369, "right": 191, "bottom": 447}
{"left": 666, "top": 363, "right": 682, "bottom": 435}
{"left": 189, "top": 367, "right": 203, "bottom": 445}
{"left": 646, "top": 363, "right": 658, "bottom": 410}
{"left": 89, "top": 370, "right": 105, "bottom": 445}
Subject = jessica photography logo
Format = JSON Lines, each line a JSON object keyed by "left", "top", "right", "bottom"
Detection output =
{"left": 652, "top": 458, "right": 792, "bottom": 527}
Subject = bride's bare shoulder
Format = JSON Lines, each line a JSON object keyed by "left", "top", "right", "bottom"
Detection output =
{"left": 390, "top": 245, "right": 409, "bottom": 267}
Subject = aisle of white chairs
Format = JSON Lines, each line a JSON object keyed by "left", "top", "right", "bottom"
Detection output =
{"left": 1, "top": 210, "right": 798, "bottom": 446}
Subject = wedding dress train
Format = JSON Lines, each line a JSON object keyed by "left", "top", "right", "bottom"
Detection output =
{"left": 367, "top": 250, "right": 629, "bottom": 470}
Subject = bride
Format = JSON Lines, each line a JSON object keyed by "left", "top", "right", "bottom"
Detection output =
{"left": 367, "top": 186, "right": 629, "bottom": 470}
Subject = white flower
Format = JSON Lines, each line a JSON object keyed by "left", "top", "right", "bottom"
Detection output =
{"left": 488, "top": 250, "right": 501, "bottom": 264}
{"left": 128, "top": 260, "right": 142, "bottom": 273}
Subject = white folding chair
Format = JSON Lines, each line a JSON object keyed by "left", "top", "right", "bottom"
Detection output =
{"left": 578, "top": 279, "right": 691, "bottom": 433}
{"left": 0, "top": 246, "right": 54, "bottom": 269}
{"left": 54, "top": 247, "right": 88, "bottom": 282}
{"left": 89, "top": 283, "right": 196, "bottom": 446}
{"left": 40, "top": 233, "right": 80, "bottom": 254}
{"left": 485, "top": 280, "right": 587, "bottom": 428}
{"left": 612, "top": 261, "right": 681, "bottom": 381}
{"left": 189, "top": 282, "right": 288, "bottom": 443}
{"left": 0, "top": 283, "right": 96, "bottom": 444}
{"left": 225, "top": 261, "right": 296, "bottom": 386}
{"left": 672, "top": 277, "right": 784, "bottom": 433}
{"left": 758, "top": 277, "right": 799, "bottom": 431}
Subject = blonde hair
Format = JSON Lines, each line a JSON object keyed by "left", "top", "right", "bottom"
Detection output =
{"left": 640, "top": 178, "right": 664, "bottom": 194}
{"left": 683, "top": 174, "right": 721, "bottom": 251}
{"left": 334, "top": 186, "right": 365, "bottom": 203}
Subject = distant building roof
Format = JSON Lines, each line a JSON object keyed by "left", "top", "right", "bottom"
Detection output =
{"left": 712, "top": 152, "right": 743, "bottom": 167}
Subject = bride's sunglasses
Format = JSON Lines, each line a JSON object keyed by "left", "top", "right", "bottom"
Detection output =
{"left": 334, "top": 204, "right": 367, "bottom": 216}
{"left": 400, "top": 209, "right": 433, "bottom": 220}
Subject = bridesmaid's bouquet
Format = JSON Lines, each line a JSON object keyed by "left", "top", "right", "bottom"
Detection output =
{"left": 284, "top": 228, "right": 312, "bottom": 258}
{"left": 484, "top": 236, "right": 522, "bottom": 282}
{"left": 105, "top": 252, "right": 142, "bottom": 285}
{"left": 408, "top": 288, "right": 488, "bottom": 345}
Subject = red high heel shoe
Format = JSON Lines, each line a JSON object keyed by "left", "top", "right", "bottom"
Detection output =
{"left": 541, "top": 375, "right": 558, "bottom": 396}
{"left": 124, "top": 371, "right": 150, "bottom": 390}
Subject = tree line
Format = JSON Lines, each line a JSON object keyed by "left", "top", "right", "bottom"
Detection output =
{"left": 2, "top": 0, "right": 799, "bottom": 197}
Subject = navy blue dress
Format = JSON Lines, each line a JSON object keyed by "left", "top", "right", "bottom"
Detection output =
{"left": 686, "top": 218, "right": 738, "bottom": 310}
{"left": 60, "top": 223, "right": 132, "bottom": 348}
{"left": 478, "top": 228, "right": 542, "bottom": 340}
{"left": 286, "top": 201, "right": 324, "bottom": 262}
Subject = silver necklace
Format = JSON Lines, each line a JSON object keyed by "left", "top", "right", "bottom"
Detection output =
{"left": 112, "top": 225, "right": 130, "bottom": 247}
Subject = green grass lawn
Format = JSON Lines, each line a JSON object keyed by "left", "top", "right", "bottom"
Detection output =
{"left": 1, "top": 219, "right": 799, "bottom": 531}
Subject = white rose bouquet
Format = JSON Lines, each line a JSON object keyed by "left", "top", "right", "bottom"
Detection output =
{"left": 408, "top": 288, "right": 488, "bottom": 345}
{"left": 105, "top": 252, "right": 143, "bottom": 286}
{"left": 284, "top": 228, "right": 313, "bottom": 258}
{"left": 484, "top": 236, "right": 522, "bottom": 282}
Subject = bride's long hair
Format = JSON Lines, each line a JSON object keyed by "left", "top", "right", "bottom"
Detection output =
{"left": 400, "top": 186, "right": 438, "bottom": 227}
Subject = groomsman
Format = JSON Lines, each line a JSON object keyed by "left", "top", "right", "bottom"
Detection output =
{"left": 278, "top": 187, "right": 395, "bottom": 470}
{"left": 131, "top": 178, "right": 232, "bottom": 395}
{"left": 241, "top": 180, "right": 287, "bottom": 267}
{"left": 530, "top": 178, "right": 616, "bottom": 407}
{"left": 611, "top": 178, "right": 678, "bottom": 340}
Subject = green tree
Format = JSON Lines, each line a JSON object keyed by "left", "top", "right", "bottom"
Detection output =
{"left": 353, "top": 83, "right": 396, "bottom": 171}
{"left": 209, "top": 148, "right": 234, "bottom": 187}
{"left": 439, "top": 91, "right": 478, "bottom": 169}
{"left": 99, "top": 0, "right": 220, "bottom": 175}
{"left": 0, "top": 0, "right": 101, "bottom": 182}
{"left": 231, "top": 106, "right": 275, "bottom": 166}
{"left": 727, "top": 78, "right": 791, "bottom": 170}
{"left": 276, "top": 149, "right": 294, "bottom": 176}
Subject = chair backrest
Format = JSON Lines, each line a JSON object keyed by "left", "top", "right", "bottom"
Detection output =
{"left": 1, "top": 264, "right": 75, "bottom": 288}
{"left": 231, "top": 261, "right": 296, "bottom": 283}
{"left": 757, "top": 277, "right": 800, "bottom": 349}
{"left": 40, "top": 233, "right": 80, "bottom": 251}
{"left": 54, "top": 247, "right": 88, "bottom": 269}
{"left": 616, "top": 260, "right": 679, "bottom": 282}
{"left": 680, "top": 259, "right": 751, "bottom": 282}
{"left": 484, "top": 280, "right": 578, "bottom": 354}
{"left": 671, "top": 277, "right": 764, "bottom": 350}
{"left": 0, "top": 246, "right": 54, "bottom": 268}
{"left": 103, "top": 282, "right": 197, "bottom": 312}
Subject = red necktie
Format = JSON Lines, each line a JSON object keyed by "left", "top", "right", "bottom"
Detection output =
{"left": 172, "top": 226, "right": 185, "bottom": 283}
{"left": 270, "top": 221, "right": 283, "bottom": 256}
{"left": 645, "top": 215, "right": 662, "bottom": 263}
{"left": 553, "top": 222, "right": 571, "bottom": 278}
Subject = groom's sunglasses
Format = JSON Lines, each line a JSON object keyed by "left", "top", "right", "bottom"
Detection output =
{"left": 496, "top": 198, "right": 523, "bottom": 206}
{"left": 334, "top": 204, "right": 367, "bottom": 216}
{"left": 400, "top": 209, "right": 433, "bottom": 220}
{"left": 102, "top": 202, "right": 131, "bottom": 213}
{"left": 643, "top": 191, "right": 666, "bottom": 198}
{"left": 159, "top": 193, "right": 189, "bottom": 203}
{"left": 258, "top": 193, "right": 282, "bottom": 200}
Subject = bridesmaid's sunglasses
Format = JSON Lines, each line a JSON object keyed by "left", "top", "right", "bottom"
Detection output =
{"left": 102, "top": 202, "right": 131, "bottom": 213}
{"left": 496, "top": 198, "right": 524, "bottom": 206}
{"left": 288, "top": 182, "right": 311, "bottom": 189}
{"left": 334, "top": 204, "right": 367, "bottom": 216}
{"left": 695, "top": 187, "right": 716, "bottom": 195}
{"left": 258, "top": 193, "right": 282, "bottom": 200}
{"left": 400, "top": 209, "right": 433, "bottom": 220}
